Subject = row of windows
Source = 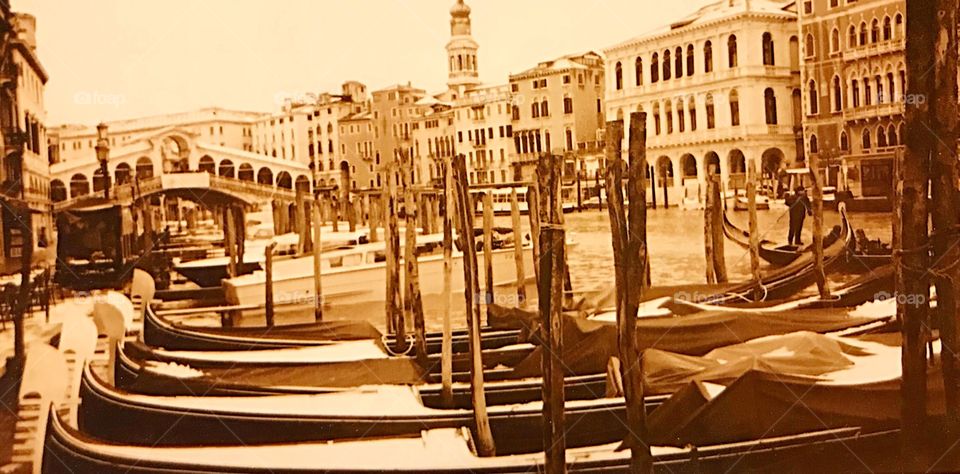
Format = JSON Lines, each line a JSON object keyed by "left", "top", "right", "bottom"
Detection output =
{"left": 803, "top": 0, "right": 858, "bottom": 14}
{"left": 512, "top": 128, "right": 579, "bottom": 155}
{"left": 810, "top": 13, "right": 904, "bottom": 58}
{"left": 809, "top": 69, "right": 905, "bottom": 115}
{"left": 614, "top": 33, "right": 776, "bottom": 90}
{"left": 640, "top": 88, "right": 782, "bottom": 136}
{"left": 456, "top": 125, "right": 513, "bottom": 144}
{"left": 810, "top": 123, "right": 903, "bottom": 155}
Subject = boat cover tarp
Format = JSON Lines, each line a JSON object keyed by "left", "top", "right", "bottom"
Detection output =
{"left": 651, "top": 364, "right": 945, "bottom": 447}
{"left": 507, "top": 309, "right": 878, "bottom": 378}
{"left": 124, "top": 357, "right": 428, "bottom": 395}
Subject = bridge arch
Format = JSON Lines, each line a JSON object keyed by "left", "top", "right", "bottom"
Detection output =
{"left": 277, "top": 171, "right": 293, "bottom": 189}
{"left": 295, "top": 175, "right": 310, "bottom": 193}
{"left": 238, "top": 163, "right": 255, "bottom": 181}
{"left": 218, "top": 159, "right": 235, "bottom": 178}
{"left": 161, "top": 135, "right": 190, "bottom": 172}
{"left": 114, "top": 162, "right": 132, "bottom": 184}
{"left": 70, "top": 173, "right": 89, "bottom": 198}
{"left": 51, "top": 179, "right": 67, "bottom": 202}
{"left": 257, "top": 167, "right": 273, "bottom": 185}
{"left": 198, "top": 155, "right": 216, "bottom": 174}
{"left": 136, "top": 157, "right": 154, "bottom": 179}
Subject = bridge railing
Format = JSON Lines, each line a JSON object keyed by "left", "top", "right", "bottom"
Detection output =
{"left": 53, "top": 173, "right": 302, "bottom": 212}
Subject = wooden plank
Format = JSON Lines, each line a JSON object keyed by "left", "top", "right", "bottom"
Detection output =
{"left": 510, "top": 188, "right": 527, "bottom": 308}
{"left": 451, "top": 154, "right": 496, "bottom": 457}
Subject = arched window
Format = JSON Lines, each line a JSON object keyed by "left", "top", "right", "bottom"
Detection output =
{"left": 666, "top": 101, "right": 674, "bottom": 133}
{"left": 810, "top": 134, "right": 819, "bottom": 154}
{"left": 862, "top": 128, "right": 872, "bottom": 149}
{"left": 830, "top": 28, "right": 840, "bottom": 53}
{"left": 852, "top": 79, "right": 861, "bottom": 107}
{"left": 859, "top": 22, "right": 868, "bottom": 45}
{"left": 888, "top": 124, "right": 898, "bottom": 146}
{"left": 864, "top": 78, "right": 872, "bottom": 106}
{"left": 532, "top": 102, "right": 540, "bottom": 118}
{"left": 804, "top": 33, "right": 815, "bottom": 58}
{"left": 541, "top": 99, "right": 549, "bottom": 116}
{"left": 833, "top": 76, "right": 843, "bottom": 112}
{"left": 808, "top": 80, "right": 819, "bottom": 115}
{"left": 762, "top": 32, "right": 775, "bottom": 65}
{"left": 848, "top": 25, "right": 857, "bottom": 47}
{"left": 883, "top": 16, "right": 892, "bottom": 40}
{"left": 727, "top": 35, "right": 738, "bottom": 67}
{"left": 651, "top": 53, "right": 660, "bottom": 82}
{"left": 765, "top": 88, "right": 778, "bottom": 125}
{"left": 706, "top": 93, "right": 716, "bottom": 129}
{"left": 512, "top": 105, "right": 520, "bottom": 120}
{"left": 615, "top": 61, "right": 623, "bottom": 90}
{"left": 686, "top": 45, "right": 695, "bottom": 75}
{"left": 887, "top": 73, "right": 896, "bottom": 102}
{"left": 653, "top": 102, "right": 662, "bottom": 135}
{"left": 678, "top": 100, "right": 686, "bottom": 132}
{"left": 635, "top": 57, "right": 643, "bottom": 86}
{"left": 871, "top": 19, "right": 879, "bottom": 43}
{"left": 689, "top": 100, "right": 698, "bottom": 131}
{"left": 877, "top": 126, "right": 887, "bottom": 147}
{"left": 729, "top": 89, "right": 740, "bottom": 126}
{"left": 675, "top": 47, "right": 683, "bottom": 78}
{"left": 875, "top": 76, "right": 884, "bottom": 103}
{"left": 563, "top": 96, "right": 573, "bottom": 114}
{"left": 840, "top": 131, "right": 849, "bottom": 151}
{"left": 895, "top": 14, "right": 904, "bottom": 37}
{"left": 663, "top": 49, "right": 672, "bottom": 80}
{"left": 704, "top": 41, "right": 713, "bottom": 73}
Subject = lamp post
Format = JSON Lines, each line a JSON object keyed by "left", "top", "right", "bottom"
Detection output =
{"left": 95, "top": 122, "right": 110, "bottom": 199}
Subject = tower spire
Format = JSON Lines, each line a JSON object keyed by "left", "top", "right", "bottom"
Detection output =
{"left": 446, "top": 0, "right": 480, "bottom": 91}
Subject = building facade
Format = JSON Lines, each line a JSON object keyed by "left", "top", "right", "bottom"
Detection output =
{"left": 509, "top": 52, "right": 606, "bottom": 181}
{"left": 604, "top": 0, "right": 801, "bottom": 207}
{"left": 799, "top": 0, "right": 904, "bottom": 201}
{"left": 0, "top": 9, "right": 53, "bottom": 271}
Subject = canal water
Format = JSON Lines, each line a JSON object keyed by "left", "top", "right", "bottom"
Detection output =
{"left": 253, "top": 207, "right": 893, "bottom": 333}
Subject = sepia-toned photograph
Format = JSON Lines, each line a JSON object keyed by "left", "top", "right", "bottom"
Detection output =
{"left": 0, "top": 0, "right": 957, "bottom": 472}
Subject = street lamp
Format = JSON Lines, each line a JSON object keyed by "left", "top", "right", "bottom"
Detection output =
{"left": 95, "top": 122, "right": 111, "bottom": 199}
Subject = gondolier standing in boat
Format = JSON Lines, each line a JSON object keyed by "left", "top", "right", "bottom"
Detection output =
{"left": 785, "top": 186, "right": 812, "bottom": 245}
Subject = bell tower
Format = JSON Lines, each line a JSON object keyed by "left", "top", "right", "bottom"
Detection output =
{"left": 446, "top": 0, "right": 480, "bottom": 91}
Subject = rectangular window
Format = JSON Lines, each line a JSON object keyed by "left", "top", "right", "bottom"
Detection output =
{"left": 458, "top": 131, "right": 463, "bottom": 143}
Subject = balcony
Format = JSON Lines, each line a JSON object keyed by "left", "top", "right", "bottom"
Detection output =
{"left": 842, "top": 102, "right": 904, "bottom": 122}
{"left": 843, "top": 39, "right": 905, "bottom": 61}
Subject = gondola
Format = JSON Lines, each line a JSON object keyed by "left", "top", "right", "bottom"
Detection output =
{"left": 45, "top": 409, "right": 900, "bottom": 474}
{"left": 694, "top": 206, "right": 853, "bottom": 304}
{"left": 142, "top": 303, "right": 522, "bottom": 352}
{"left": 76, "top": 363, "right": 628, "bottom": 455}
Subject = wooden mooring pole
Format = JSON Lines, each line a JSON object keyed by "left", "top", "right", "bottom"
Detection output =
{"left": 901, "top": 0, "right": 935, "bottom": 465}
{"left": 224, "top": 206, "right": 237, "bottom": 278}
{"left": 607, "top": 115, "right": 653, "bottom": 473}
{"left": 264, "top": 242, "right": 277, "bottom": 327}
{"left": 807, "top": 153, "right": 830, "bottom": 299}
{"left": 527, "top": 186, "right": 541, "bottom": 286}
{"left": 746, "top": 160, "right": 762, "bottom": 300}
{"left": 482, "top": 191, "right": 495, "bottom": 317}
{"left": 451, "top": 154, "right": 496, "bottom": 456}
{"left": 538, "top": 154, "right": 567, "bottom": 473}
{"left": 385, "top": 166, "right": 404, "bottom": 348}
{"left": 402, "top": 154, "right": 427, "bottom": 363}
{"left": 440, "top": 163, "right": 454, "bottom": 407}
{"left": 510, "top": 188, "right": 527, "bottom": 308}
{"left": 709, "top": 169, "right": 727, "bottom": 283}
{"left": 312, "top": 199, "right": 324, "bottom": 321}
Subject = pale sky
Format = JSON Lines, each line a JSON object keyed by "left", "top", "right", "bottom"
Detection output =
{"left": 13, "top": 0, "right": 711, "bottom": 126}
